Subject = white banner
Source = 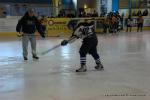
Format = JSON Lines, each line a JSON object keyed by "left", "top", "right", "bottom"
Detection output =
{"left": 0, "top": 17, "right": 19, "bottom": 32}
{"left": 144, "top": 18, "right": 150, "bottom": 26}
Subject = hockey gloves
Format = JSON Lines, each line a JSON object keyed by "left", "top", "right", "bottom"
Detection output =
{"left": 61, "top": 40, "right": 68, "bottom": 46}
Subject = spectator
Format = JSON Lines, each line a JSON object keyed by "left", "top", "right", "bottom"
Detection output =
{"left": 143, "top": 9, "right": 148, "bottom": 16}
{"left": 92, "top": 10, "right": 98, "bottom": 17}
{"left": 103, "top": 16, "right": 109, "bottom": 33}
{"left": 137, "top": 15, "right": 144, "bottom": 32}
{"left": 137, "top": 10, "right": 142, "bottom": 16}
{"left": 126, "top": 15, "right": 133, "bottom": 32}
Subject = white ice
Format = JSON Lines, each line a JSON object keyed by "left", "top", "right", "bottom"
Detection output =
{"left": 0, "top": 31, "right": 150, "bottom": 100}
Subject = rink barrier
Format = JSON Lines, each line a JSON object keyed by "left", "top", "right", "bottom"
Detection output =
{"left": 0, "top": 17, "right": 150, "bottom": 37}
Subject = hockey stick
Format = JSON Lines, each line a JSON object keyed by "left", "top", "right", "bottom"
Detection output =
{"left": 40, "top": 36, "right": 77, "bottom": 55}
{"left": 40, "top": 44, "right": 61, "bottom": 55}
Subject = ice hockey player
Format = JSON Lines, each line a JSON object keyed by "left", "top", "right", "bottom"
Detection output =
{"left": 61, "top": 19, "right": 104, "bottom": 72}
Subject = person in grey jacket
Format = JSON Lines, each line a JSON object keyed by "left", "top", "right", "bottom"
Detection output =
{"left": 16, "top": 9, "right": 45, "bottom": 60}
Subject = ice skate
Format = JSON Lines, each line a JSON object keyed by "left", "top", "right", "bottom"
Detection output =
{"left": 33, "top": 55, "right": 39, "bottom": 60}
{"left": 95, "top": 63, "right": 104, "bottom": 71}
{"left": 24, "top": 56, "right": 28, "bottom": 60}
{"left": 76, "top": 64, "right": 87, "bottom": 72}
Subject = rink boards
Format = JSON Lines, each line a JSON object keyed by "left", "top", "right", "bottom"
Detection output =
{"left": 0, "top": 17, "right": 150, "bottom": 37}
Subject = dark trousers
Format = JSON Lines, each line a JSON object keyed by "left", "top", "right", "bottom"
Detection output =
{"left": 79, "top": 39, "right": 100, "bottom": 65}
{"left": 103, "top": 24, "right": 108, "bottom": 33}
{"left": 137, "top": 23, "right": 143, "bottom": 32}
{"left": 126, "top": 25, "right": 132, "bottom": 32}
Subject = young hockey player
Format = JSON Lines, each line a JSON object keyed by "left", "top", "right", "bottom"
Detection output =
{"left": 16, "top": 9, "right": 45, "bottom": 60}
{"left": 61, "top": 19, "right": 104, "bottom": 72}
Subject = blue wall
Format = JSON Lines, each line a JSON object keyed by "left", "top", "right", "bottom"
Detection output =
{"left": 112, "top": 0, "right": 119, "bottom": 11}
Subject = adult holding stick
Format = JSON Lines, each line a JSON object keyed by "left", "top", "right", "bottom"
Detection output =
{"left": 16, "top": 9, "right": 45, "bottom": 60}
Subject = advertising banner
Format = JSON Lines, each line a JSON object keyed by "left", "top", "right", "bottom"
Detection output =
{"left": 46, "top": 18, "right": 105, "bottom": 36}
{"left": 46, "top": 18, "right": 79, "bottom": 36}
